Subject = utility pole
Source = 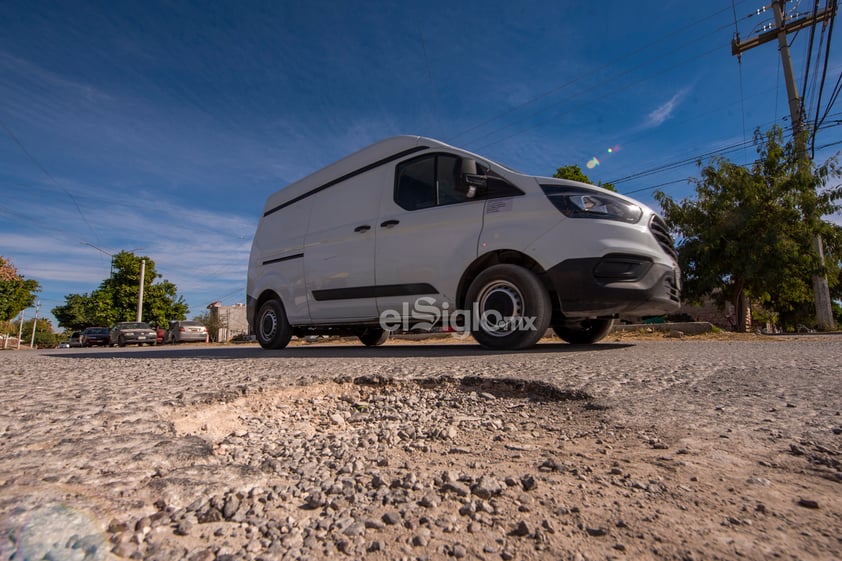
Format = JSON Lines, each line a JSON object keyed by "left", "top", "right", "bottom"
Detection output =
{"left": 30, "top": 300, "right": 40, "bottom": 349}
{"left": 731, "top": 0, "right": 837, "bottom": 331}
{"left": 136, "top": 258, "right": 146, "bottom": 322}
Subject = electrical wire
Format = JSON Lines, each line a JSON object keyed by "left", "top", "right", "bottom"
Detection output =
{"left": 799, "top": 0, "right": 820, "bottom": 119}
{"left": 810, "top": 0, "right": 838, "bottom": 157}
{"left": 609, "top": 115, "right": 842, "bottom": 192}
{"left": 733, "top": 0, "right": 749, "bottom": 159}
{"left": 0, "top": 118, "right": 101, "bottom": 245}
{"left": 447, "top": 2, "right": 755, "bottom": 148}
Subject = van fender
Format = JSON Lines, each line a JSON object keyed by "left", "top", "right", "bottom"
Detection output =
{"left": 249, "top": 268, "right": 310, "bottom": 326}
{"left": 456, "top": 250, "right": 548, "bottom": 311}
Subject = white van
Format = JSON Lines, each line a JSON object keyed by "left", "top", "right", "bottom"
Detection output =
{"left": 247, "top": 136, "right": 680, "bottom": 350}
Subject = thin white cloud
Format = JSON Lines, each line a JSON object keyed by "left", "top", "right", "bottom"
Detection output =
{"left": 645, "top": 87, "right": 691, "bottom": 129}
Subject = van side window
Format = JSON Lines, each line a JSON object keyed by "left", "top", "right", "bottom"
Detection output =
{"left": 395, "top": 154, "right": 469, "bottom": 211}
{"left": 395, "top": 156, "right": 436, "bottom": 210}
{"left": 395, "top": 154, "right": 523, "bottom": 210}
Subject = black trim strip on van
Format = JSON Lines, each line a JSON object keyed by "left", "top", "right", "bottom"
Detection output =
{"left": 262, "top": 253, "right": 304, "bottom": 266}
{"left": 312, "top": 283, "right": 438, "bottom": 302}
{"left": 263, "top": 145, "right": 430, "bottom": 217}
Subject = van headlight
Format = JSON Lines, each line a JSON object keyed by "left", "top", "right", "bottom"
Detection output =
{"left": 541, "top": 185, "right": 643, "bottom": 224}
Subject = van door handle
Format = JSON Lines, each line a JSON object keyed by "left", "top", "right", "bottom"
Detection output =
{"left": 380, "top": 219, "right": 400, "bottom": 228}
{"left": 354, "top": 225, "right": 371, "bottom": 233}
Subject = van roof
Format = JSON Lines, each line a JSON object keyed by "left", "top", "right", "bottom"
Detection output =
{"left": 261, "top": 135, "right": 454, "bottom": 215}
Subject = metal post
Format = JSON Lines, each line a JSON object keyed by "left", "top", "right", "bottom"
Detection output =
{"left": 136, "top": 259, "right": 146, "bottom": 322}
{"left": 16, "top": 310, "right": 24, "bottom": 350}
{"left": 29, "top": 301, "right": 40, "bottom": 349}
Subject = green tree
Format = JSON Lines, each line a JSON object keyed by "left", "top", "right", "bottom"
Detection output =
{"left": 553, "top": 164, "right": 616, "bottom": 191}
{"left": 52, "top": 251, "right": 189, "bottom": 330}
{"left": 0, "top": 257, "right": 41, "bottom": 321}
{"left": 17, "top": 317, "right": 58, "bottom": 348}
{"left": 194, "top": 310, "right": 225, "bottom": 343}
{"left": 655, "top": 126, "right": 841, "bottom": 331}
{"left": 52, "top": 293, "right": 91, "bottom": 331}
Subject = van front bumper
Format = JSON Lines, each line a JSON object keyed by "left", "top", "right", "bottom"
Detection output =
{"left": 544, "top": 255, "right": 680, "bottom": 317}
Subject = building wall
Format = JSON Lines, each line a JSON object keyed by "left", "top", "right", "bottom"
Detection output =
{"left": 209, "top": 303, "right": 249, "bottom": 342}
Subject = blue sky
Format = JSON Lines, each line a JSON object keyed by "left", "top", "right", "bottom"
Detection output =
{"left": 2, "top": 1, "right": 841, "bottom": 330}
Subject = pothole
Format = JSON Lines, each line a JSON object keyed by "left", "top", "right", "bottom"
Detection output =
{"left": 121, "top": 377, "right": 614, "bottom": 558}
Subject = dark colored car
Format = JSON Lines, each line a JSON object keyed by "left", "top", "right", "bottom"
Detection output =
{"left": 81, "top": 326, "right": 109, "bottom": 347}
{"left": 109, "top": 322, "right": 158, "bottom": 347}
{"left": 166, "top": 320, "right": 208, "bottom": 344}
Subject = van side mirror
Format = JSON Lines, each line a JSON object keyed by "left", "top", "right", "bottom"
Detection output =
{"left": 458, "top": 158, "right": 487, "bottom": 198}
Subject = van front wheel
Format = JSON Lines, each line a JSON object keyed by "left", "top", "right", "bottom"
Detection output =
{"left": 553, "top": 318, "right": 614, "bottom": 344}
{"left": 255, "top": 299, "right": 292, "bottom": 350}
{"left": 465, "top": 264, "right": 551, "bottom": 350}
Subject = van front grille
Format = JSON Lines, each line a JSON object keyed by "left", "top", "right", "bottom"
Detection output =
{"left": 649, "top": 215, "right": 678, "bottom": 262}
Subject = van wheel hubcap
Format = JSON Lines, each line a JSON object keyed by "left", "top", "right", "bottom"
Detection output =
{"left": 260, "top": 310, "right": 278, "bottom": 340}
{"left": 477, "top": 281, "right": 524, "bottom": 337}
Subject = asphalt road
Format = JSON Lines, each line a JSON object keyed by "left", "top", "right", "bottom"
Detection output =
{"left": 2, "top": 335, "right": 841, "bottom": 560}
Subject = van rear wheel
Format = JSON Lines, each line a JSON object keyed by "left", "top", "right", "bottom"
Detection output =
{"left": 358, "top": 327, "right": 389, "bottom": 347}
{"left": 255, "top": 298, "right": 292, "bottom": 350}
{"left": 553, "top": 318, "right": 614, "bottom": 344}
{"left": 465, "top": 264, "right": 551, "bottom": 350}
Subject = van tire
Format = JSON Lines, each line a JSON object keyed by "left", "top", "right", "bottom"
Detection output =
{"left": 358, "top": 327, "right": 389, "bottom": 347}
{"left": 553, "top": 318, "right": 614, "bottom": 344}
{"left": 465, "top": 264, "right": 551, "bottom": 350}
{"left": 255, "top": 299, "right": 292, "bottom": 350}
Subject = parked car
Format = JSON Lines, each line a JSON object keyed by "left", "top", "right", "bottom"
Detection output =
{"left": 166, "top": 320, "right": 208, "bottom": 344}
{"left": 109, "top": 322, "right": 158, "bottom": 347}
{"left": 68, "top": 331, "right": 83, "bottom": 348}
{"left": 154, "top": 325, "right": 165, "bottom": 344}
{"left": 81, "top": 326, "right": 109, "bottom": 347}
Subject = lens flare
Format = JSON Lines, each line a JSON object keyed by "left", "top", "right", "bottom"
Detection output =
{"left": 586, "top": 157, "right": 600, "bottom": 169}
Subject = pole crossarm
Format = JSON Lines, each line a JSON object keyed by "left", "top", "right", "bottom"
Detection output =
{"left": 732, "top": 4, "right": 836, "bottom": 55}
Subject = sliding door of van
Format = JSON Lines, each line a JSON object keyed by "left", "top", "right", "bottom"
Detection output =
{"left": 304, "top": 168, "right": 387, "bottom": 321}
{"left": 375, "top": 153, "right": 484, "bottom": 322}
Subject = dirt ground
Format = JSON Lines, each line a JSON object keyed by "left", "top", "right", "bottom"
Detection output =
{"left": 0, "top": 333, "right": 840, "bottom": 561}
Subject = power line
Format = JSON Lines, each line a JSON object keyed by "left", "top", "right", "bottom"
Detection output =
{"left": 810, "top": 0, "right": 837, "bottom": 156}
{"left": 473, "top": 43, "right": 730, "bottom": 152}
{"left": 447, "top": 3, "right": 755, "bottom": 148}
{"left": 0, "top": 118, "right": 101, "bottom": 244}
{"left": 609, "top": 115, "right": 842, "bottom": 192}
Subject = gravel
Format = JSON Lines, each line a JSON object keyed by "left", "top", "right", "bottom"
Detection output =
{"left": 1, "top": 335, "right": 841, "bottom": 560}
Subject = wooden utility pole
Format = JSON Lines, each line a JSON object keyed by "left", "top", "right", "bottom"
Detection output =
{"left": 732, "top": 0, "right": 837, "bottom": 331}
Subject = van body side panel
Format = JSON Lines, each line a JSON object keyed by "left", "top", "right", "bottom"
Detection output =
{"left": 477, "top": 191, "right": 561, "bottom": 259}
{"left": 303, "top": 167, "right": 389, "bottom": 321}
{"left": 375, "top": 198, "right": 485, "bottom": 315}
{"left": 375, "top": 150, "right": 485, "bottom": 315}
{"left": 260, "top": 137, "right": 430, "bottom": 217}
{"left": 247, "top": 197, "right": 314, "bottom": 323}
